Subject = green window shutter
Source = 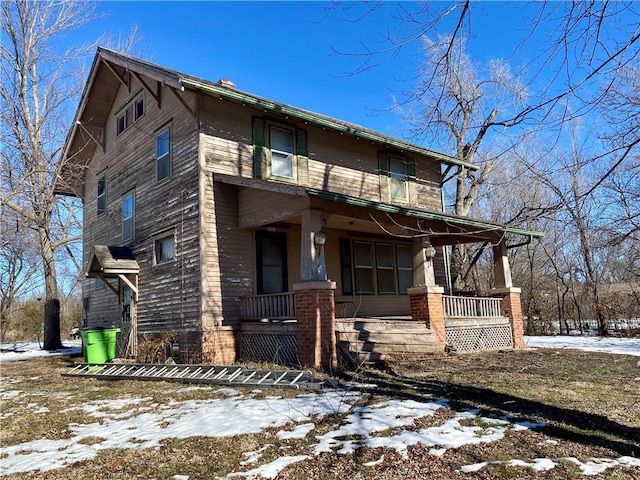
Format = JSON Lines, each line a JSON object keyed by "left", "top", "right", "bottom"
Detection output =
{"left": 407, "top": 158, "right": 416, "bottom": 181}
{"left": 252, "top": 116, "right": 266, "bottom": 179}
{"left": 378, "top": 151, "right": 389, "bottom": 176}
{"left": 296, "top": 128, "right": 308, "bottom": 157}
{"left": 339, "top": 238, "right": 353, "bottom": 296}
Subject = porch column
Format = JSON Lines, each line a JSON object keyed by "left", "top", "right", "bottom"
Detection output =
{"left": 294, "top": 281, "right": 336, "bottom": 368}
{"left": 407, "top": 285, "right": 446, "bottom": 346}
{"left": 409, "top": 237, "right": 445, "bottom": 346}
{"left": 412, "top": 237, "right": 437, "bottom": 287}
{"left": 491, "top": 242, "right": 524, "bottom": 348}
{"left": 295, "top": 208, "right": 336, "bottom": 368}
{"left": 299, "top": 209, "right": 326, "bottom": 282}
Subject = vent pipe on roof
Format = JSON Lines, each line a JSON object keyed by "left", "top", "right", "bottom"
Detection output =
{"left": 217, "top": 78, "right": 235, "bottom": 89}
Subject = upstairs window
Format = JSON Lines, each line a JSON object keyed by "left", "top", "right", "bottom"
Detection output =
{"left": 154, "top": 233, "right": 175, "bottom": 264}
{"left": 269, "top": 125, "right": 294, "bottom": 179}
{"left": 97, "top": 174, "right": 106, "bottom": 217}
{"left": 156, "top": 126, "right": 171, "bottom": 183}
{"left": 389, "top": 156, "right": 409, "bottom": 201}
{"left": 378, "top": 152, "right": 415, "bottom": 202}
{"left": 122, "top": 191, "right": 135, "bottom": 243}
{"left": 116, "top": 94, "right": 144, "bottom": 136}
{"left": 252, "top": 117, "right": 308, "bottom": 182}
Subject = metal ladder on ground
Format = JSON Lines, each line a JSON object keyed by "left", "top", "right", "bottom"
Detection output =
{"left": 62, "top": 363, "right": 324, "bottom": 390}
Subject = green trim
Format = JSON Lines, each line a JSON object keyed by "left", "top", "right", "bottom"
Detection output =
{"left": 252, "top": 116, "right": 266, "bottom": 179}
{"left": 180, "top": 78, "right": 477, "bottom": 171}
{"left": 306, "top": 188, "right": 545, "bottom": 239}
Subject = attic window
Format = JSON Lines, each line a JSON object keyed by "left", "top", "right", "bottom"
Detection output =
{"left": 116, "top": 95, "right": 144, "bottom": 136}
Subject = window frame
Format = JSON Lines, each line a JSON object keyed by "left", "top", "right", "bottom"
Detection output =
{"left": 153, "top": 230, "right": 176, "bottom": 265}
{"left": 97, "top": 172, "right": 107, "bottom": 218}
{"left": 388, "top": 155, "right": 409, "bottom": 201}
{"left": 341, "top": 238, "right": 414, "bottom": 296}
{"left": 122, "top": 191, "right": 135, "bottom": 244}
{"left": 116, "top": 93, "right": 144, "bottom": 137}
{"left": 156, "top": 125, "right": 172, "bottom": 183}
{"left": 268, "top": 123, "right": 296, "bottom": 181}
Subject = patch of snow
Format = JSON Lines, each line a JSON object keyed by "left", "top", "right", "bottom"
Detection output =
{"left": 240, "top": 444, "right": 272, "bottom": 466}
{"left": 525, "top": 336, "right": 640, "bottom": 356}
{"left": 276, "top": 423, "right": 315, "bottom": 440}
{"left": 461, "top": 461, "right": 489, "bottom": 473}
{"left": 0, "top": 341, "right": 82, "bottom": 363}
{"left": 362, "top": 454, "right": 385, "bottom": 466}
{"left": 227, "top": 455, "right": 310, "bottom": 479}
{"left": 172, "top": 475, "right": 189, "bottom": 480}
{"left": 0, "top": 390, "right": 360, "bottom": 476}
{"left": 508, "top": 458, "right": 556, "bottom": 471}
{"left": 1, "top": 390, "right": 22, "bottom": 400}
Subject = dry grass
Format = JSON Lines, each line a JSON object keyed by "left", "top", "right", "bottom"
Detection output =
{"left": 1, "top": 348, "right": 639, "bottom": 479}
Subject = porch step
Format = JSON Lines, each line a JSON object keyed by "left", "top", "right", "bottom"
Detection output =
{"left": 62, "top": 363, "right": 324, "bottom": 390}
{"left": 335, "top": 319, "right": 441, "bottom": 364}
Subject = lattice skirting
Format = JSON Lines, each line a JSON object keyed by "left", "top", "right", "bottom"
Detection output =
{"left": 445, "top": 325, "right": 513, "bottom": 352}
{"left": 240, "top": 333, "right": 298, "bottom": 366}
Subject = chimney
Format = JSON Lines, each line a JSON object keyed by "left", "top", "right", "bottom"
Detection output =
{"left": 217, "top": 78, "right": 236, "bottom": 89}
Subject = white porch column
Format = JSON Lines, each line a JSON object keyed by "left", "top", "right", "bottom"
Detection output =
{"left": 492, "top": 241, "right": 513, "bottom": 289}
{"left": 299, "top": 208, "right": 327, "bottom": 282}
{"left": 413, "top": 237, "right": 437, "bottom": 287}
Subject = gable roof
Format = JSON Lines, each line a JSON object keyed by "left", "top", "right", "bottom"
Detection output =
{"left": 86, "top": 245, "right": 139, "bottom": 277}
{"left": 58, "top": 47, "right": 476, "bottom": 196}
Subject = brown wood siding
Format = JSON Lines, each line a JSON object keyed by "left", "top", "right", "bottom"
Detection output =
{"left": 199, "top": 97, "right": 443, "bottom": 212}
{"left": 200, "top": 178, "right": 254, "bottom": 328}
{"left": 81, "top": 76, "right": 201, "bottom": 334}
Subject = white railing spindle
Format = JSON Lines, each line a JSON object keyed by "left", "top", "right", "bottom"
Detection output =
{"left": 240, "top": 292, "right": 296, "bottom": 320}
{"left": 443, "top": 295, "right": 502, "bottom": 318}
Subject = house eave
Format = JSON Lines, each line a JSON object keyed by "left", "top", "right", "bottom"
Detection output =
{"left": 180, "top": 77, "right": 476, "bottom": 171}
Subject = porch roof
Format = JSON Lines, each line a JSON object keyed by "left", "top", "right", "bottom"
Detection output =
{"left": 86, "top": 245, "right": 139, "bottom": 277}
{"left": 306, "top": 188, "right": 544, "bottom": 245}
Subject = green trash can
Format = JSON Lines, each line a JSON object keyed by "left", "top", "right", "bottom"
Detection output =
{"left": 81, "top": 328, "right": 121, "bottom": 363}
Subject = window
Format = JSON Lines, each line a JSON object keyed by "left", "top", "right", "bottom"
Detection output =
{"left": 116, "top": 94, "right": 144, "bottom": 136}
{"left": 154, "top": 234, "right": 175, "bottom": 264}
{"left": 376, "top": 243, "right": 396, "bottom": 294}
{"left": 389, "top": 156, "right": 409, "bottom": 201}
{"left": 156, "top": 126, "right": 171, "bottom": 182}
{"left": 97, "top": 174, "right": 106, "bottom": 217}
{"left": 122, "top": 192, "right": 135, "bottom": 243}
{"left": 396, "top": 245, "right": 413, "bottom": 293}
{"left": 269, "top": 125, "right": 294, "bottom": 178}
{"left": 95, "top": 278, "right": 105, "bottom": 291}
{"left": 353, "top": 241, "right": 374, "bottom": 294}
{"left": 341, "top": 239, "right": 414, "bottom": 295}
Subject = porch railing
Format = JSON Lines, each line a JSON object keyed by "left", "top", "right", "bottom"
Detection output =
{"left": 240, "top": 292, "right": 296, "bottom": 320}
{"left": 443, "top": 295, "right": 503, "bottom": 318}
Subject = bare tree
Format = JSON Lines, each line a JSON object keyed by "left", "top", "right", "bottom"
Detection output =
{"left": 0, "top": 0, "right": 95, "bottom": 349}
{"left": 0, "top": 206, "right": 41, "bottom": 342}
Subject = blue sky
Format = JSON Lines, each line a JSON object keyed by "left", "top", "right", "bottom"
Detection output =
{"left": 69, "top": 1, "right": 537, "bottom": 147}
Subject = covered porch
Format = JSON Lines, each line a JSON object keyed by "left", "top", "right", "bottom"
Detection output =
{"left": 220, "top": 175, "right": 541, "bottom": 367}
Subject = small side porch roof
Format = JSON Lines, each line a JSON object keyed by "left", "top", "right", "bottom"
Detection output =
{"left": 86, "top": 245, "right": 139, "bottom": 277}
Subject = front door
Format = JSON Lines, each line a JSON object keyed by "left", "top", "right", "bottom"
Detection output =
{"left": 118, "top": 283, "right": 136, "bottom": 358}
{"left": 256, "top": 231, "right": 288, "bottom": 294}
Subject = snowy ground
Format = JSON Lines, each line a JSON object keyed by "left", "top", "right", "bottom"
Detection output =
{"left": 1, "top": 337, "right": 639, "bottom": 478}
{"left": 524, "top": 335, "right": 640, "bottom": 356}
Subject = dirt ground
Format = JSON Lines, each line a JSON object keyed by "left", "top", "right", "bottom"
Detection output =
{"left": 1, "top": 347, "right": 639, "bottom": 479}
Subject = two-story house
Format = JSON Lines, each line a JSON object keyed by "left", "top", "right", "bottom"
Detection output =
{"left": 59, "top": 48, "right": 542, "bottom": 368}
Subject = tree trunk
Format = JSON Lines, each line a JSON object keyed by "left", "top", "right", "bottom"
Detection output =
{"left": 44, "top": 299, "right": 62, "bottom": 350}
{"left": 40, "top": 226, "right": 62, "bottom": 350}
